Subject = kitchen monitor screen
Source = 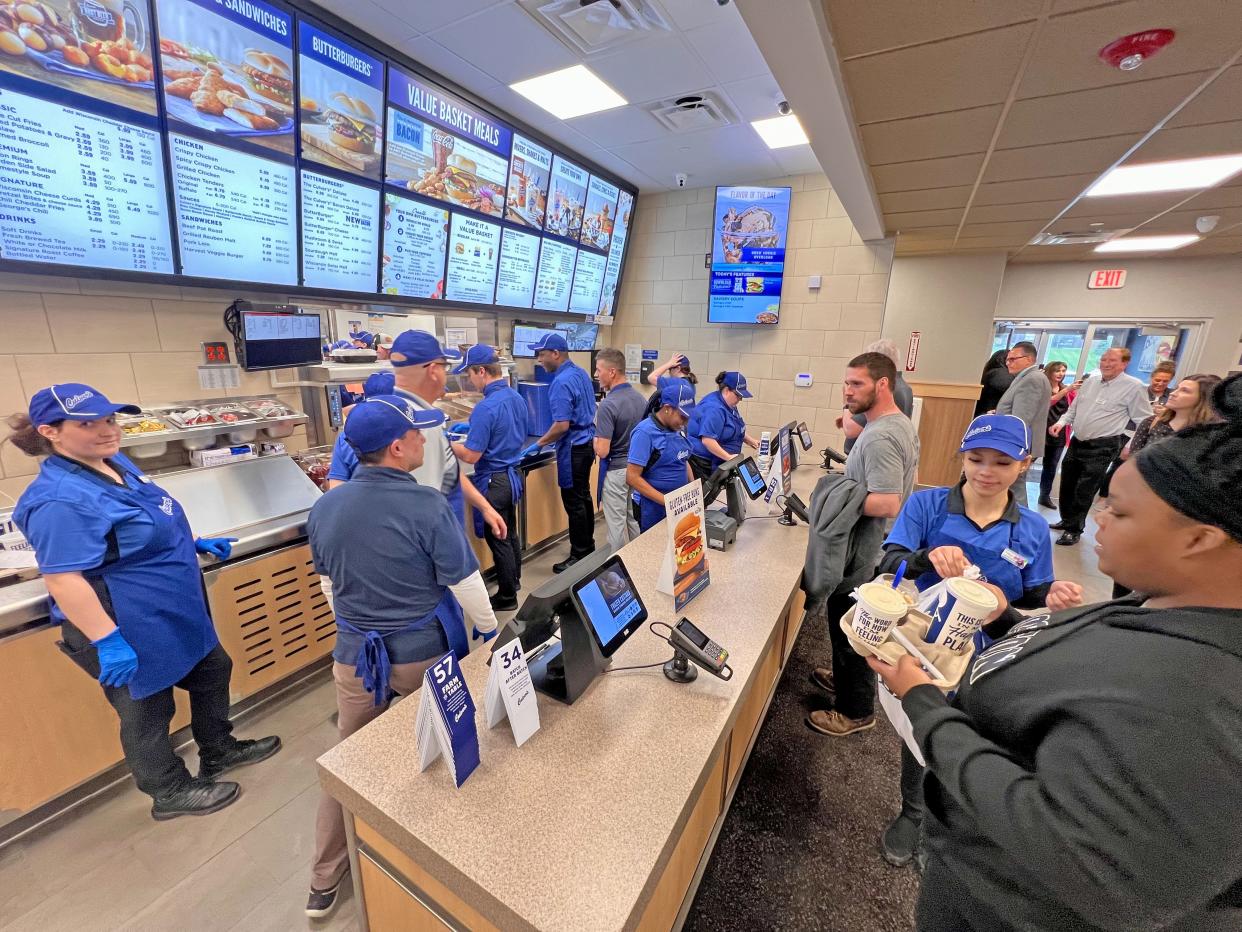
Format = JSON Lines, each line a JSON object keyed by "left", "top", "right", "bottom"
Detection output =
{"left": 570, "top": 554, "right": 648, "bottom": 657}
{"left": 240, "top": 311, "right": 322, "bottom": 370}
{"left": 707, "top": 185, "right": 791, "bottom": 325}
{"left": 512, "top": 323, "right": 599, "bottom": 357}
{"left": 736, "top": 457, "right": 767, "bottom": 499}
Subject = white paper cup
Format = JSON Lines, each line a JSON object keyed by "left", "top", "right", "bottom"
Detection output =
{"left": 850, "top": 582, "right": 909, "bottom": 648}
{"left": 924, "top": 577, "right": 998, "bottom": 653}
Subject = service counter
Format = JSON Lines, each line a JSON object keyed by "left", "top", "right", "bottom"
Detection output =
{"left": 317, "top": 470, "right": 816, "bottom": 932}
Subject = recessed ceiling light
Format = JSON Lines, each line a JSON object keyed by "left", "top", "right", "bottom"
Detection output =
{"left": 751, "top": 114, "right": 809, "bottom": 149}
{"left": 510, "top": 65, "right": 626, "bottom": 120}
{"left": 1094, "top": 235, "right": 1199, "bottom": 252}
{"left": 1086, "top": 154, "right": 1242, "bottom": 197}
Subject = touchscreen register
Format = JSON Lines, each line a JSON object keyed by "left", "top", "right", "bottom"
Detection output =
{"left": 570, "top": 555, "right": 648, "bottom": 657}
{"left": 736, "top": 456, "right": 766, "bottom": 499}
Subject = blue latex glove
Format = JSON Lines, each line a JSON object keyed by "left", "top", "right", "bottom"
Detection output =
{"left": 196, "top": 537, "right": 238, "bottom": 560}
{"left": 448, "top": 421, "right": 471, "bottom": 434}
{"left": 93, "top": 629, "right": 138, "bottom": 688}
{"left": 473, "top": 626, "right": 497, "bottom": 643}
{"left": 520, "top": 442, "right": 546, "bottom": 459}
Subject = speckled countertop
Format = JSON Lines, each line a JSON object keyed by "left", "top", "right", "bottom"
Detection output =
{"left": 316, "top": 470, "right": 820, "bottom": 932}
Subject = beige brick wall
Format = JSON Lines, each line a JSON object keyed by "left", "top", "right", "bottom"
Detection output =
{"left": 0, "top": 271, "right": 312, "bottom": 502}
{"left": 606, "top": 173, "right": 894, "bottom": 451}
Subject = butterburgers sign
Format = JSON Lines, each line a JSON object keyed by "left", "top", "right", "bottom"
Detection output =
{"left": 656, "top": 480, "right": 711, "bottom": 610}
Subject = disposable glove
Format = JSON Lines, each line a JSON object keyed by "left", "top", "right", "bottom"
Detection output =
{"left": 520, "top": 442, "right": 547, "bottom": 459}
{"left": 195, "top": 537, "right": 238, "bottom": 560}
{"left": 93, "top": 629, "right": 139, "bottom": 688}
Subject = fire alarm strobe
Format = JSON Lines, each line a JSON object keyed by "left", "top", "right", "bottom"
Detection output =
{"left": 1099, "top": 29, "right": 1175, "bottom": 71}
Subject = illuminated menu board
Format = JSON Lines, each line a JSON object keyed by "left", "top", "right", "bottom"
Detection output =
{"left": 580, "top": 176, "right": 619, "bottom": 251}
{"left": 445, "top": 213, "right": 501, "bottom": 304}
{"left": 598, "top": 188, "right": 634, "bottom": 316}
{"left": 505, "top": 135, "right": 550, "bottom": 229}
{"left": 545, "top": 155, "right": 587, "bottom": 240}
{"left": 301, "top": 171, "right": 380, "bottom": 292}
{"left": 568, "top": 250, "right": 607, "bottom": 314}
{"left": 533, "top": 239, "right": 577, "bottom": 313}
{"left": 708, "top": 185, "right": 791, "bottom": 325}
{"left": 495, "top": 228, "right": 539, "bottom": 308}
{"left": 381, "top": 192, "right": 447, "bottom": 299}
{"left": 298, "top": 22, "right": 384, "bottom": 180}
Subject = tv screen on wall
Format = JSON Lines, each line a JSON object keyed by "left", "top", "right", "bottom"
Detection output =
{"left": 706, "top": 185, "right": 792, "bottom": 325}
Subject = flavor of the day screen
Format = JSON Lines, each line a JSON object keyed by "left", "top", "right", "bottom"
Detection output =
{"left": 577, "top": 568, "right": 642, "bottom": 646}
{"left": 707, "top": 185, "right": 791, "bottom": 325}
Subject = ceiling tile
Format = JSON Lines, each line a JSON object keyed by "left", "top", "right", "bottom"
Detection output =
{"left": 1009, "top": 244, "right": 1097, "bottom": 261}
{"left": 984, "top": 135, "right": 1143, "bottom": 182}
{"left": 720, "top": 73, "right": 788, "bottom": 122}
{"left": 683, "top": 12, "right": 770, "bottom": 84}
{"left": 879, "top": 187, "right": 974, "bottom": 212}
{"left": 871, "top": 154, "right": 985, "bottom": 193}
{"left": 770, "top": 146, "right": 824, "bottom": 176}
{"left": 966, "top": 199, "right": 1070, "bottom": 223}
{"left": 611, "top": 123, "right": 782, "bottom": 190}
{"left": 958, "top": 220, "right": 1047, "bottom": 240}
{"left": 380, "top": 0, "right": 505, "bottom": 34}
{"left": 392, "top": 36, "right": 503, "bottom": 95}
{"left": 570, "top": 106, "right": 668, "bottom": 147}
{"left": 885, "top": 208, "right": 965, "bottom": 230}
{"left": 1138, "top": 207, "right": 1242, "bottom": 233}
{"left": 1180, "top": 182, "right": 1242, "bottom": 211}
{"left": 1064, "top": 191, "right": 1187, "bottom": 218}
{"left": 822, "top": 0, "right": 1045, "bottom": 59}
{"left": 659, "top": 0, "right": 736, "bottom": 33}
{"left": 842, "top": 23, "right": 1034, "bottom": 124}
{"left": 590, "top": 32, "right": 716, "bottom": 105}
{"left": 861, "top": 106, "right": 1001, "bottom": 165}
{"left": 1137, "top": 120, "right": 1242, "bottom": 161}
{"left": 974, "top": 173, "right": 1099, "bottom": 205}
{"left": 1168, "top": 65, "right": 1242, "bottom": 127}
{"left": 431, "top": 3, "right": 579, "bottom": 84}
{"left": 309, "top": 0, "right": 418, "bottom": 45}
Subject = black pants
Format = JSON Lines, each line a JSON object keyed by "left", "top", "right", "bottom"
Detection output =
{"left": 61, "top": 622, "right": 237, "bottom": 799}
{"left": 1056, "top": 436, "right": 1123, "bottom": 533}
{"left": 1039, "top": 437, "right": 1066, "bottom": 499}
{"left": 560, "top": 442, "right": 596, "bottom": 559}
{"left": 900, "top": 742, "right": 925, "bottom": 820}
{"left": 688, "top": 454, "right": 714, "bottom": 483}
{"left": 826, "top": 589, "right": 876, "bottom": 719}
{"left": 483, "top": 472, "right": 521, "bottom": 598}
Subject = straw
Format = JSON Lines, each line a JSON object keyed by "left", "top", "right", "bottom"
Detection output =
{"left": 891, "top": 560, "right": 907, "bottom": 589}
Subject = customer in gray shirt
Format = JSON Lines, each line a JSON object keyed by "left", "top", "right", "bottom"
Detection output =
{"left": 842, "top": 339, "right": 914, "bottom": 453}
{"left": 995, "top": 341, "right": 1051, "bottom": 507}
{"left": 593, "top": 348, "right": 645, "bottom": 552}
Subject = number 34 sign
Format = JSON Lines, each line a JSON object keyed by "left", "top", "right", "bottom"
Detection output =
{"left": 484, "top": 640, "right": 540, "bottom": 747}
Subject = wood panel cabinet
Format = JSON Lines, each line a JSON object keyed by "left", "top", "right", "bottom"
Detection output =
{"left": 907, "top": 381, "right": 981, "bottom": 488}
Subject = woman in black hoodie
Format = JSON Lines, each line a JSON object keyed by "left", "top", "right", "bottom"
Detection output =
{"left": 871, "top": 373, "right": 1242, "bottom": 932}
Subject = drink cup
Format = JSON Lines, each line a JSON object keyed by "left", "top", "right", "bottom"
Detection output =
{"left": 850, "top": 582, "right": 909, "bottom": 649}
{"left": 924, "top": 577, "right": 998, "bottom": 654}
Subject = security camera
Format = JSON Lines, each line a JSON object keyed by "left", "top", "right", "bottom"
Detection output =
{"left": 675, "top": 172, "right": 688, "bottom": 188}
{"left": 776, "top": 100, "right": 792, "bottom": 117}
{"left": 715, "top": 0, "right": 729, "bottom": 6}
{"left": 1196, "top": 215, "right": 1220, "bottom": 234}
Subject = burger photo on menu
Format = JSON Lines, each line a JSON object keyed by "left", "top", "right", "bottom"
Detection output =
{"left": 297, "top": 22, "right": 383, "bottom": 179}
{"left": 672, "top": 510, "right": 708, "bottom": 608}
{"left": 154, "top": 0, "right": 294, "bottom": 155}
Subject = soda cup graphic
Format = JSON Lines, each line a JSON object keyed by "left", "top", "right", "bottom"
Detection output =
{"left": 924, "top": 578, "right": 998, "bottom": 653}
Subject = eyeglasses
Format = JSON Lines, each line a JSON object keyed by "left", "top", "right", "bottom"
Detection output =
{"left": 1005, "top": 353, "right": 1033, "bottom": 363}
{"left": 422, "top": 361, "right": 451, "bottom": 371}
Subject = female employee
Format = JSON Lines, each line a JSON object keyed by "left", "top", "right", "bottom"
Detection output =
{"left": 7, "top": 384, "right": 280, "bottom": 821}
{"left": 627, "top": 382, "right": 695, "bottom": 531}
{"left": 648, "top": 353, "right": 698, "bottom": 408}
{"left": 869, "top": 374, "right": 1242, "bottom": 932}
{"left": 686, "top": 370, "right": 759, "bottom": 480}
{"left": 325, "top": 370, "right": 395, "bottom": 489}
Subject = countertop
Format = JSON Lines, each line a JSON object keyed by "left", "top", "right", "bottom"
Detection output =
{"left": 316, "top": 468, "right": 820, "bottom": 932}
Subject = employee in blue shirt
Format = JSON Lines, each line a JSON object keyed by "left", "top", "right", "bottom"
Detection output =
{"left": 649, "top": 353, "right": 698, "bottom": 406}
{"left": 526, "top": 332, "right": 598, "bottom": 572}
{"left": 627, "top": 382, "right": 695, "bottom": 532}
{"left": 305, "top": 394, "right": 498, "bottom": 918}
{"left": 326, "top": 370, "right": 395, "bottom": 489}
{"left": 687, "top": 370, "right": 759, "bottom": 480}
{"left": 450, "top": 345, "right": 530, "bottom": 612}
{"left": 9, "top": 384, "right": 280, "bottom": 822}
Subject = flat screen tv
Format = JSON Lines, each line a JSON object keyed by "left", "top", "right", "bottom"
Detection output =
{"left": 706, "top": 185, "right": 792, "bottom": 325}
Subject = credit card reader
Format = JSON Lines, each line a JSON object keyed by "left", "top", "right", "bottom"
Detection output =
{"left": 664, "top": 617, "right": 733, "bottom": 683}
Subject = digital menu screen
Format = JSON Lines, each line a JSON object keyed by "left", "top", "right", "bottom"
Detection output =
{"left": 381, "top": 192, "right": 447, "bottom": 299}
{"left": 495, "top": 227, "right": 539, "bottom": 308}
{"left": 598, "top": 188, "right": 633, "bottom": 316}
{"left": 301, "top": 171, "right": 379, "bottom": 292}
{"left": 545, "top": 155, "right": 586, "bottom": 240}
{"left": 533, "top": 238, "right": 576, "bottom": 313}
{"left": 298, "top": 22, "right": 383, "bottom": 180}
{"left": 580, "top": 176, "right": 618, "bottom": 251}
{"left": 504, "top": 134, "right": 550, "bottom": 229}
{"left": 707, "top": 185, "right": 791, "bottom": 325}
{"left": 445, "top": 213, "right": 500, "bottom": 304}
{"left": 568, "top": 250, "right": 606, "bottom": 314}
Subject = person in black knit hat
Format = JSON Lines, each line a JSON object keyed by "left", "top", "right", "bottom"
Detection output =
{"left": 870, "top": 373, "right": 1242, "bottom": 931}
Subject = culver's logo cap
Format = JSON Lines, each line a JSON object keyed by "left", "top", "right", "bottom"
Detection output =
{"left": 29, "top": 383, "right": 140, "bottom": 426}
{"left": 344, "top": 394, "right": 445, "bottom": 453}
{"left": 960, "top": 414, "right": 1030, "bottom": 459}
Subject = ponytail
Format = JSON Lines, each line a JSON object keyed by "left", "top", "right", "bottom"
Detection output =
{"left": 4, "top": 413, "right": 53, "bottom": 457}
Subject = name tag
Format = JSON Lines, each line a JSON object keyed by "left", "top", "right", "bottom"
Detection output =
{"left": 1001, "top": 548, "right": 1028, "bottom": 569}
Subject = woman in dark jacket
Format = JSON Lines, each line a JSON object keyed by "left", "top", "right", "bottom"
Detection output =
{"left": 871, "top": 373, "right": 1242, "bottom": 932}
{"left": 974, "top": 349, "right": 1014, "bottom": 417}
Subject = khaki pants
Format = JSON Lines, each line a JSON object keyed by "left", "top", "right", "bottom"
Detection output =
{"left": 310, "top": 658, "right": 438, "bottom": 890}
{"left": 602, "top": 467, "right": 639, "bottom": 553}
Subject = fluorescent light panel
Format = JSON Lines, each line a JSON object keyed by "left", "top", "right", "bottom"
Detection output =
{"left": 1094, "top": 235, "right": 1199, "bottom": 253}
{"left": 751, "top": 114, "right": 809, "bottom": 149}
{"left": 1086, "top": 154, "right": 1242, "bottom": 197}
{"left": 510, "top": 65, "right": 626, "bottom": 120}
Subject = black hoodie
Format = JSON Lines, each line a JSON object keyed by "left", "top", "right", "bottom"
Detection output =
{"left": 903, "top": 597, "right": 1242, "bottom": 931}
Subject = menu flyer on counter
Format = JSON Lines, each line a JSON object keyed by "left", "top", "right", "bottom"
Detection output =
{"left": 567, "top": 249, "right": 606, "bottom": 314}
{"left": 545, "top": 155, "right": 586, "bottom": 240}
{"left": 484, "top": 639, "right": 539, "bottom": 747}
{"left": 708, "top": 185, "right": 791, "bottom": 325}
{"left": 579, "top": 175, "right": 618, "bottom": 251}
{"left": 0, "top": 87, "right": 174, "bottom": 274}
{"left": 169, "top": 133, "right": 296, "bottom": 284}
{"left": 298, "top": 21, "right": 384, "bottom": 179}
{"left": 532, "top": 238, "right": 576, "bottom": 313}
{"left": 445, "top": 212, "right": 500, "bottom": 304}
{"left": 381, "top": 192, "right": 447, "bottom": 298}
{"left": 155, "top": 0, "right": 295, "bottom": 157}
{"left": 494, "top": 227, "right": 539, "bottom": 308}
{"left": 300, "top": 171, "right": 380, "bottom": 293}
{"left": 415, "top": 652, "right": 479, "bottom": 788}
{"left": 504, "top": 134, "right": 550, "bottom": 229}
{"left": 656, "top": 480, "right": 710, "bottom": 611}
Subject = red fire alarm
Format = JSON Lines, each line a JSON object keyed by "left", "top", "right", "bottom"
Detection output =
{"left": 1099, "top": 29, "right": 1175, "bottom": 71}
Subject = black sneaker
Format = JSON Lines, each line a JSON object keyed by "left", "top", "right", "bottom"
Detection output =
{"left": 198, "top": 736, "right": 282, "bottom": 781}
{"left": 1049, "top": 520, "right": 1067, "bottom": 531}
{"left": 151, "top": 779, "right": 239, "bottom": 821}
{"left": 306, "top": 871, "right": 349, "bottom": 919}
{"left": 490, "top": 593, "right": 519, "bottom": 612}
{"left": 880, "top": 813, "right": 922, "bottom": 866}
{"left": 1037, "top": 495, "right": 1056, "bottom": 509}
{"left": 552, "top": 555, "right": 580, "bottom": 574}
{"left": 1056, "top": 531, "right": 1081, "bottom": 546}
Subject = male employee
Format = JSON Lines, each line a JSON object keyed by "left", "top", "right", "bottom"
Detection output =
{"left": 526, "top": 332, "right": 597, "bottom": 572}
{"left": 305, "top": 395, "right": 498, "bottom": 918}
{"left": 326, "top": 370, "right": 394, "bottom": 489}
{"left": 1048, "top": 347, "right": 1151, "bottom": 546}
{"left": 627, "top": 382, "right": 695, "bottom": 532}
{"left": 593, "top": 347, "right": 645, "bottom": 551}
{"left": 995, "top": 340, "right": 1051, "bottom": 507}
{"left": 450, "top": 345, "right": 529, "bottom": 612}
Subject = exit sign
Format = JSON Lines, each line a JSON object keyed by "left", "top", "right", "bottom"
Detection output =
{"left": 1088, "top": 269, "right": 1127, "bottom": 289}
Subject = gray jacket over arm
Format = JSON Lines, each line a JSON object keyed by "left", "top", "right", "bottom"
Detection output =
{"left": 996, "top": 366, "right": 1051, "bottom": 458}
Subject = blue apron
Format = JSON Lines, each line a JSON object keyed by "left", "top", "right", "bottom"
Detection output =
{"left": 555, "top": 437, "right": 588, "bottom": 489}
{"left": 470, "top": 465, "right": 523, "bottom": 539}
{"left": 447, "top": 478, "right": 466, "bottom": 529}
{"left": 334, "top": 588, "right": 468, "bottom": 706}
{"left": 87, "top": 464, "right": 218, "bottom": 700}
{"left": 595, "top": 457, "right": 608, "bottom": 505}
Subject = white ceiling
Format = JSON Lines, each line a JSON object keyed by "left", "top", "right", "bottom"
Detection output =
{"left": 308, "top": 0, "right": 819, "bottom": 192}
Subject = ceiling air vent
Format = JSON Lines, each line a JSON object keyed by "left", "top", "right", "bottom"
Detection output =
{"left": 518, "top": 0, "right": 672, "bottom": 56}
{"left": 1029, "top": 229, "right": 1127, "bottom": 246}
{"left": 645, "top": 92, "right": 737, "bottom": 133}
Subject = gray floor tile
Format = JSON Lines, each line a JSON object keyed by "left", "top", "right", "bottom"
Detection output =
{"left": 118, "top": 846, "right": 280, "bottom": 932}
{"left": 226, "top": 862, "right": 357, "bottom": 932}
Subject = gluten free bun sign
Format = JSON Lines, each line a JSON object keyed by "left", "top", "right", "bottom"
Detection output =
{"left": 656, "top": 480, "right": 711, "bottom": 611}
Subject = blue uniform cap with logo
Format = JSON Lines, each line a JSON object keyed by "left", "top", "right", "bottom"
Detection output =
{"left": 659, "top": 381, "right": 695, "bottom": 416}
{"left": 960, "top": 414, "right": 1031, "bottom": 459}
{"left": 344, "top": 395, "right": 446, "bottom": 454}
{"left": 351, "top": 330, "right": 374, "bottom": 348}
{"left": 29, "top": 383, "right": 141, "bottom": 426}
{"left": 529, "top": 332, "right": 568, "bottom": 353}
{"left": 451, "top": 344, "right": 500, "bottom": 374}
{"left": 362, "top": 371, "right": 395, "bottom": 397}
{"left": 721, "top": 371, "right": 752, "bottom": 398}
{"left": 676, "top": 354, "right": 690, "bottom": 370}
{"left": 389, "top": 330, "right": 463, "bottom": 367}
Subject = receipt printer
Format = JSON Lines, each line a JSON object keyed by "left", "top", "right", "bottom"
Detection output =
{"left": 704, "top": 511, "right": 737, "bottom": 550}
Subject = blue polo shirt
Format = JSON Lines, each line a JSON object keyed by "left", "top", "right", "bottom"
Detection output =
{"left": 688, "top": 390, "right": 746, "bottom": 469}
{"left": 308, "top": 466, "right": 477, "bottom": 664}
{"left": 326, "top": 432, "right": 359, "bottom": 482}
{"left": 628, "top": 416, "right": 691, "bottom": 493}
{"left": 465, "top": 380, "right": 529, "bottom": 475}
{"left": 549, "top": 359, "right": 597, "bottom": 447}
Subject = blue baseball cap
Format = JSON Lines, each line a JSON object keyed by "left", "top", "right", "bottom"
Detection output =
{"left": 389, "top": 330, "right": 462, "bottom": 367}
{"left": 451, "top": 344, "right": 500, "bottom": 374}
{"left": 351, "top": 331, "right": 374, "bottom": 348}
{"left": 529, "top": 332, "right": 568, "bottom": 353}
{"left": 960, "top": 414, "right": 1031, "bottom": 459}
{"left": 344, "top": 395, "right": 446, "bottom": 454}
{"left": 721, "top": 371, "right": 753, "bottom": 399}
{"left": 362, "top": 371, "right": 395, "bottom": 397}
{"left": 330, "top": 339, "right": 352, "bottom": 350}
{"left": 659, "top": 381, "right": 695, "bottom": 416}
{"left": 675, "top": 354, "right": 690, "bottom": 370}
{"left": 29, "top": 383, "right": 140, "bottom": 426}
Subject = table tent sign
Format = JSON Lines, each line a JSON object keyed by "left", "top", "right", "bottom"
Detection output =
{"left": 415, "top": 652, "right": 480, "bottom": 787}
{"left": 484, "top": 639, "right": 540, "bottom": 746}
{"left": 657, "top": 479, "right": 711, "bottom": 611}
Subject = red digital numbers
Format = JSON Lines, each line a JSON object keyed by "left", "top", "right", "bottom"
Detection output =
{"left": 203, "top": 342, "right": 230, "bottom": 364}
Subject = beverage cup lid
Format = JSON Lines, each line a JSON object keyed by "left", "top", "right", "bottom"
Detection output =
{"left": 857, "top": 582, "right": 909, "bottom": 619}
{"left": 945, "top": 577, "right": 998, "bottom": 610}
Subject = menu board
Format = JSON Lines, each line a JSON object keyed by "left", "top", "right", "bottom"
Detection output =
{"left": 445, "top": 213, "right": 500, "bottom": 304}
{"left": 155, "top": 0, "right": 295, "bottom": 157}
{"left": 545, "top": 155, "right": 586, "bottom": 240}
{"left": 568, "top": 250, "right": 606, "bottom": 314}
{"left": 495, "top": 228, "right": 539, "bottom": 308}
{"left": 301, "top": 170, "right": 379, "bottom": 292}
{"left": 579, "top": 176, "right": 618, "bottom": 251}
{"left": 298, "top": 22, "right": 383, "bottom": 179}
{"left": 169, "top": 133, "right": 296, "bottom": 283}
{"left": 504, "top": 135, "right": 550, "bottom": 229}
{"left": 708, "top": 185, "right": 791, "bottom": 325}
{"left": 381, "top": 192, "right": 447, "bottom": 298}
{"left": 598, "top": 188, "right": 633, "bottom": 316}
{"left": 533, "top": 238, "right": 576, "bottom": 313}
